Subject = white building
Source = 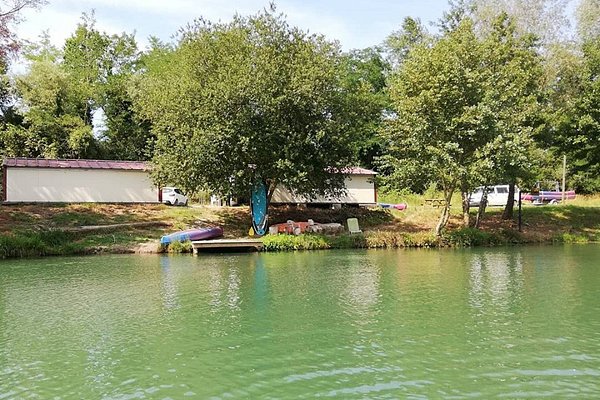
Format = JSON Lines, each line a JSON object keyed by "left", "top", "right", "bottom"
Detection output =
{"left": 1, "top": 158, "right": 377, "bottom": 206}
{"left": 2, "top": 158, "right": 160, "bottom": 203}
{"left": 271, "top": 167, "right": 377, "bottom": 206}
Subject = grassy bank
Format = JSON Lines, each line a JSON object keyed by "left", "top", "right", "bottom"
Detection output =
{"left": 0, "top": 203, "right": 393, "bottom": 258}
{"left": 1, "top": 195, "right": 599, "bottom": 258}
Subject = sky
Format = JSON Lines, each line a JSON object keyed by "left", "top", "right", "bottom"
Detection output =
{"left": 15, "top": 0, "right": 452, "bottom": 51}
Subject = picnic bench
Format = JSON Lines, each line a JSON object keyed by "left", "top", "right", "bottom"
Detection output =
{"left": 424, "top": 198, "right": 447, "bottom": 208}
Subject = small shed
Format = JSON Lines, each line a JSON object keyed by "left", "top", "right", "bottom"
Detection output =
{"left": 2, "top": 158, "right": 160, "bottom": 203}
{"left": 271, "top": 167, "right": 377, "bottom": 206}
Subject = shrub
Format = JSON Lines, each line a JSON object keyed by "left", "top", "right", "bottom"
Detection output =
{"left": 167, "top": 240, "right": 193, "bottom": 253}
{"left": 329, "top": 234, "right": 367, "bottom": 249}
{"left": 446, "top": 228, "right": 499, "bottom": 247}
{"left": 262, "top": 234, "right": 330, "bottom": 251}
{"left": 553, "top": 233, "right": 590, "bottom": 244}
{"left": 0, "top": 230, "right": 83, "bottom": 258}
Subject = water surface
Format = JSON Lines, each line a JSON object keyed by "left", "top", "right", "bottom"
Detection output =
{"left": 1, "top": 246, "right": 599, "bottom": 398}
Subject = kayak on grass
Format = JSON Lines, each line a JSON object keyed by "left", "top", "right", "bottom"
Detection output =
{"left": 160, "top": 226, "right": 223, "bottom": 245}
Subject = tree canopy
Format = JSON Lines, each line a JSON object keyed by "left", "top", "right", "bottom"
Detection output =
{"left": 383, "top": 15, "right": 543, "bottom": 235}
{"left": 132, "top": 7, "right": 358, "bottom": 199}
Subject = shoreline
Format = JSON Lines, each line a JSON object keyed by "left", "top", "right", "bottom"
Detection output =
{"left": 2, "top": 229, "right": 596, "bottom": 260}
{"left": 1, "top": 201, "right": 599, "bottom": 259}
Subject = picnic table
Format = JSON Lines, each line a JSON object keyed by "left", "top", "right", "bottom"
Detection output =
{"left": 424, "top": 198, "right": 447, "bottom": 207}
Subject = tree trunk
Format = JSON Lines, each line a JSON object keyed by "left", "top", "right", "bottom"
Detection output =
{"left": 461, "top": 181, "right": 470, "bottom": 227}
{"left": 434, "top": 188, "right": 455, "bottom": 237}
{"left": 502, "top": 182, "right": 516, "bottom": 220}
{"left": 474, "top": 186, "right": 488, "bottom": 228}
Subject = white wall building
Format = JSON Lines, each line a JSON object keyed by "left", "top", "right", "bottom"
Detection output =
{"left": 2, "top": 158, "right": 160, "bottom": 203}
{"left": 271, "top": 167, "right": 377, "bottom": 206}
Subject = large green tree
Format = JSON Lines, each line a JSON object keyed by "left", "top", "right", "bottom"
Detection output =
{"left": 384, "top": 20, "right": 495, "bottom": 235}
{"left": 383, "top": 15, "right": 543, "bottom": 235}
{"left": 549, "top": 37, "right": 600, "bottom": 192}
{"left": 339, "top": 47, "right": 390, "bottom": 170}
{"left": 132, "top": 8, "right": 358, "bottom": 200}
{"left": 10, "top": 35, "right": 96, "bottom": 158}
{"left": 62, "top": 15, "right": 152, "bottom": 160}
{"left": 1, "top": 0, "right": 46, "bottom": 146}
{"left": 2, "top": 14, "right": 151, "bottom": 160}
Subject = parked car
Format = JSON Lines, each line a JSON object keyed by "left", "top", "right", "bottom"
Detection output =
{"left": 162, "top": 187, "right": 188, "bottom": 206}
{"left": 469, "top": 185, "right": 519, "bottom": 207}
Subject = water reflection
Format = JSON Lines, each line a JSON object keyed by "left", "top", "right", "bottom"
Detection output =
{"left": 253, "top": 256, "right": 269, "bottom": 313}
{"left": 1, "top": 247, "right": 599, "bottom": 399}
{"left": 159, "top": 256, "right": 179, "bottom": 310}
{"left": 339, "top": 256, "right": 381, "bottom": 323}
{"left": 469, "top": 250, "right": 524, "bottom": 312}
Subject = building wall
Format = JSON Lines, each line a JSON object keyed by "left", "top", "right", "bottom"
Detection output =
{"left": 5, "top": 167, "right": 159, "bottom": 203}
{"left": 271, "top": 175, "right": 376, "bottom": 204}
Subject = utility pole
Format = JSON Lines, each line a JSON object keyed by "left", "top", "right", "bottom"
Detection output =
{"left": 562, "top": 155, "right": 567, "bottom": 204}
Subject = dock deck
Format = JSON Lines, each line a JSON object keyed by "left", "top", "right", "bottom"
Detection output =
{"left": 191, "top": 238, "right": 264, "bottom": 253}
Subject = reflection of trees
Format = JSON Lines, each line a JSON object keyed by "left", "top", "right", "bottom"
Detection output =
{"left": 340, "top": 259, "right": 381, "bottom": 323}
{"left": 160, "top": 255, "right": 179, "bottom": 310}
{"left": 469, "top": 250, "right": 524, "bottom": 314}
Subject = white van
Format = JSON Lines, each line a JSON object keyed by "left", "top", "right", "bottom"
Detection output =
{"left": 469, "top": 185, "right": 518, "bottom": 207}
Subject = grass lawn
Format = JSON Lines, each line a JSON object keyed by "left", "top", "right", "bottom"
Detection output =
{"left": 1, "top": 194, "right": 599, "bottom": 258}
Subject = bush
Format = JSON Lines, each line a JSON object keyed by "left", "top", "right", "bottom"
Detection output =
{"left": 262, "top": 234, "right": 330, "bottom": 251}
{"left": 167, "top": 240, "right": 193, "bottom": 253}
{"left": 262, "top": 231, "right": 443, "bottom": 252}
{"left": 329, "top": 234, "right": 367, "bottom": 249}
{"left": 445, "top": 228, "right": 499, "bottom": 247}
{"left": 0, "top": 230, "right": 83, "bottom": 258}
{"left": 553, "top": 233, "right": 590, "bottom": 244}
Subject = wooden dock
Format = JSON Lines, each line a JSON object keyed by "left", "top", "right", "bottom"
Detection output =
{"left": 191, "top": 238, "right": 264, "bottom": 253}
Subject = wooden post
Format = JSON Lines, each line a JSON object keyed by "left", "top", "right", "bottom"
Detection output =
{"left": 1, "top": 164, "right": 6, "bottom": 202}
{"left": 518, "top": 188, "right": 522, "bottom": 232}
{"left": 562, "top": 154, "right": 567, "bottom": 203}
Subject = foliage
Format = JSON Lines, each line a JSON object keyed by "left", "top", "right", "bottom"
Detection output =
{"left": 1, "top": 14, "right": 151, "bottom": 160}
{"left": 262, "top": 234, "right": 333, "bottom": 251}
{"left": 384, "top": 20, "right": 494, "bottom": 235}
{"left": 438, "top": 0, "right": 476, "bottom": 34}
{"left": 383, "top": 15, "right": 543, "bottom": 235}
{"left": 132, "top": 7, "right": 358, "bottom": 199}
{"left": 470, "top": 0, "right": 571, "bottom": 46}
{"left": 576, "top": 0, "right": 600, "bottom": 41}
{"left": 0, "top": 0, "right": 47, "bottom": 65}
{"left": 166, "top": 240, "right": 193, "bottom": 253}
{"left": 339, "top": 47, "right": 390, "bottom": 170}
{"left": 552, "top": 38, "right": 600, "bottom": 193}
{"left": 553, "top": 232, "right": 593, "bottom": 244}
{"left": 0, "top": 230, "right": 81, "bottom": 258}
{"left": 385, "top": 16, "right": 429, "bottom": 67}
{"left": 445, "top": 227, "right": 498, "bottom": 246}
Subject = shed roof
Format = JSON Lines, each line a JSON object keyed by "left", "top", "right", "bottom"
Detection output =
{"left": 343, "top": 167, "right": 377, "bottom": 175}
{"left": 2, "top": 158, "right": 149, "bottom": 171}
{"left": 2, "top": 158, "right": 376, "bottom": 175}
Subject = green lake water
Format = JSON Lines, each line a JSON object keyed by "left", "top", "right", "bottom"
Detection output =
{"left": 1, "top": 246, "right": 600, "bottom": 399}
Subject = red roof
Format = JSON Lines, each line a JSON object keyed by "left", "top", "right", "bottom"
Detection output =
{"left": 2, "top": 158, "right": 149, "bottom": 171}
